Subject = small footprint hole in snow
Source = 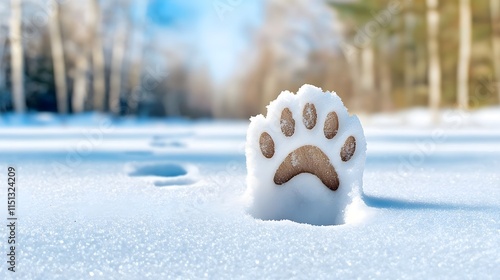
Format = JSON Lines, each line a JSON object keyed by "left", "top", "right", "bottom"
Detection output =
{"left": 126, "top": 163, "right": 199, "bottom": 187}
{"left": 150, "top": 140, "right": 185, "bottom": 148}
{"left": 128, "top": 163, "right": 187, "bottom": 177}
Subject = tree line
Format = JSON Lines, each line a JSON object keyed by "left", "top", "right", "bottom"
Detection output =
{"left": 1, "top": 0, "right": 499, "bottom": 118}
{"left": 208, "top": 0, "right": 500, "bottom": 118}
{"left": 2, "top": 0, "right": 189, "bottom": 116}
{"left": 330, "top": 0, "right": 500, "bottom": 117}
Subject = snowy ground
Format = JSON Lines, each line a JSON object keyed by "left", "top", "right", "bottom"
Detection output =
{"left": 0, "top": 110, "right": 499, "bottom": 279}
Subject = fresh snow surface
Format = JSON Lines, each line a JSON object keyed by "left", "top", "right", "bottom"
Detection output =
{"left": 0, "top": 110, "right": 499, "bottom": 279}
{"left": 245, "top": 85, "right": 366, "bottom": 226}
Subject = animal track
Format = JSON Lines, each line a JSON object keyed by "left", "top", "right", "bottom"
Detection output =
{"left": 245, "top": 85, "right": 366, "bottom": 225}
{"left": 126, "top": 162, "right": 198, "bottom": 187}
{"left": 259, "top": 104, "right": 356, "bottom": 191}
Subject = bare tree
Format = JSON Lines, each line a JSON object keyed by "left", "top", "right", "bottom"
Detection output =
{"left": 457, "top": 0, "right": 472, "bottom": 109}
{"left": 0, "top": 4, "right": 7, "bottom": 94}
{"left": 491, "top": 0, "right": 500, "bottom": 103}
{"left": 10, "top": 0, "right": 25, "bottom": 113}
{"left": 72, "top": 51, "right": 89, "bottom": 113}
{"left": 70, "top": 2, "right": 91, "bottom": 113}
{"left": 109, "top": 25, "right": 126, "bottom": 114}
{"left": 126, "top": 59, "right": 142, "bottom": 114}
{"left": 186, "top": 65, "right": 212, "bottom": 117}
{"left": 426, "top": 0, "right": 441, "bottom": 122}
{"left": 126, "top": 0, "right": 147, "bottom": 114}
{"left": 109, "top": 3, "right": 129, "bottom": 115}
{"left": 378, "top": 32, "right": 393, "bottom": 112}
{"left": 340, "top": 43, "right": 362, "bottom": 111}
{"left": 404, "top": 0, "right": 416, "bottom": 107}
{"left": 0, "top": 37, "right": 6, "bottom": 98}
{"left": 49, "top": 0, "right": 68, "bottom": 114}
{"left": 91, "top": 0, "right": 106, "bottom": 112}
{"left": 360, "top": 45, "right": 375, "bottom": 111}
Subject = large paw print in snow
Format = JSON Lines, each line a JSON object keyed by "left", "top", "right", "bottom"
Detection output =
{"left": 260, "top": 106, "right": 357, "bottom": 191}
{"left": 245, "top": 85, "right": 366, "bottom": 226}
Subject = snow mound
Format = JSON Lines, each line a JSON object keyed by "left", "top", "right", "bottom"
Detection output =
{"left": 245, "top": 84, "right": 367, "bottom": 225}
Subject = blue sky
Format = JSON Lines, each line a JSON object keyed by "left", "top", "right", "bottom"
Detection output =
{"left": 145, "top": 0, "right": 264, "bottom": 84}
{"left": 147, "top": 0, "right": 200, "bottom": 26}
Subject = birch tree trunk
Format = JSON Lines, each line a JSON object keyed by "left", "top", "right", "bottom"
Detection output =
{"left": 426, "top": 0, "right": 441, "bottom": 122}
{"left": 0, "top": 37, "right": 5, "bottom": 97}
{"left": 71, "top": 2, "right": 90, "bottom": 113}
{"left": 127, "top": 52, "right": 142, "bottom": 114}
{"left": 49, "top": 0, "right": 68, "bottom": 114}
{"left": 72, "top": 52, "right": 89, "bottom": 113}
{"left": 379, "top": 36, "right": 393, "bottom": 112}
{"left": 109, "top": 22, "right": 127, "bottom": 115}
{"left": 127, "top": 61, "right": 143, "bottom": 114}
{"left": 361, "top": 44, "right": 375, "bottom": 112}
{"left": 91, "top": 0, "right": 106, "bottom": 112}
{"left": 361, "top": 46, "right": 375, "bottom": 92}
{"left": 126, "top": 1, "right": 147, "bottom": 114}
{"left": 10, "top": 0, "right": 25, "bottom": 113}
{"left": 340, "top": 43, "right": 362, "bottom": 112}
{"left": 404, "top": 0, "right": 416, "bottom": 107}
{"left": 0, "top": 16, "right": 7, "bottom": 92}
{"left": 491, "top": 0, "right": 500, "bottom": 103}
{"left": 457, "top": 0, "right": 472, "bottom": 109}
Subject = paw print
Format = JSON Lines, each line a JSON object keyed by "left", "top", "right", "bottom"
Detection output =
{"left": 259, "top": 103, "right": 356, "bottom": 191}
{"left": 245, "top": 84, "right": 366, "bottom": 225}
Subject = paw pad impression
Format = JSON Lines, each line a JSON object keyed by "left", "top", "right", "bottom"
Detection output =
{"left": 259, "top": 103, "right": 357, "bottom": 191}
{"left": 245, "top": 84, "right": 366, "bottom": 226}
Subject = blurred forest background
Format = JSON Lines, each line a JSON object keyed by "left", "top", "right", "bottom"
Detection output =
{"left": 0, "top": 0, "right": 499, "bottom": 118}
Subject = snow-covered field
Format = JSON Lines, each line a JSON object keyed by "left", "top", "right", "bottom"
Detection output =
{"left": 0, "top": 110, "right": 499, "bottom": 279}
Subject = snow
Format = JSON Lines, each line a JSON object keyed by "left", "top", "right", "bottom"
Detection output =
{"left": 245, "top": 85, "right": 366, "bottom": 226}
{"left": 0, "top": 109, "right": 499, "bottom": 278}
